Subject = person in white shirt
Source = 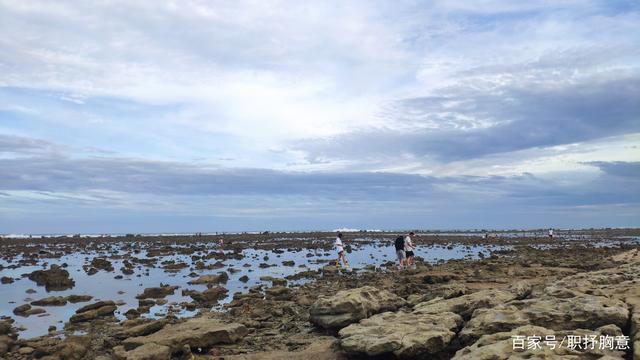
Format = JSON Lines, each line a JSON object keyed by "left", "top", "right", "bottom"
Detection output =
{"left": 548, "top": 228, "right": 554, "bottom": 239}
{"left": 404, "top": 232, "right": 416, "bottom": 268}
{"left": 334, "top": 233, "right": 349, "bottom": 268}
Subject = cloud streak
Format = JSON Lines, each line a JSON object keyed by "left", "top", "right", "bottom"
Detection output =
{"left": 295, "top": 75, "right": 640, "bottom": 163}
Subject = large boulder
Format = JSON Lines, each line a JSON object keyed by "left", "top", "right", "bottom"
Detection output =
{"left": 221, "top": 338, "right": 345, "bottom": 360}
{"left": 135, "top": 285, "right": 179, "bottom": 299}
{"left": 265, "top": 286, "right": 292, "bottom": 301}
{"left": 90, "top": 257, "right": 114, "bottom": 272}
{"left": 413, "top": 289, "right": 515, "bottom": 319}
{"left": 187, "top": 272, "right": 229, "bottom": 285}
{"left": 518, "top": 294, "right": 629, "bottom": 330}
{"left": 122, "top": 317, "right": 247, "bottom": 353}
{"left": 0, "top": 320, "right": 12, "bottom": 336}
{"left": 452, "top": 325, "right": 626, "bottom": 359}
{"left": 458, "top": 305, "right": 531, "bottom": 345}
{"left": 28, "top": 265, "right": 75, "bottom": 291}
{"left": 0, "top": 335, "right": 13, "bottom": 356}
{"left": 66, "top": 295, "right": 93, "bottom": 303}
{"left": 13, "top": 304, "right": 45, "bottom": 317}
{"left": 17, "top": 336, "right": 89, "bottom": 360}
{"left": 31, "top": 296, "right": 68, "bottom": 306}
{"left": 459, "top": 293, "right": 629, "bottom": 345}
{"left": 630, "top": 308, "right": 639, "bottom": 360}
{"left": 69, "top": 300, "right": 117, "bottom": 323}
{"left": 310, "top": 286, "right": 406, "bottom": 329}
{"left": 407, "top": 283, "right": 468, "bottom": 305}
{"left": 185, "top": 286, "right": 228, "bottom": 305}
{"left": 114, "top": 343, "right": 171, "bottom": 360}
{"left": 339, "top": 311, "right": 462, "bottom": 358}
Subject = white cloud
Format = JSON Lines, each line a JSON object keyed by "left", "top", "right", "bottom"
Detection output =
{"left": 0, "top": 0, "right": 639, "bottom": 231}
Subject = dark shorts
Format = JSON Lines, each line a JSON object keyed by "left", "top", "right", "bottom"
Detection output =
{"left": 405, "top": 251, "right": 414, "bottom": 257}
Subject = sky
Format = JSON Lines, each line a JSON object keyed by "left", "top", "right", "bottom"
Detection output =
{"left": 0, "top": 0, "right": 639, "bottom": 234}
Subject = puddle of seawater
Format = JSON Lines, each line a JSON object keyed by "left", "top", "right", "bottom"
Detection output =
{"left": 0, "top": 236, "right": 632, "bottom": 339}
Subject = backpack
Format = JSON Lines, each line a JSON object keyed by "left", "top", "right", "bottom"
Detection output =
{"left": 394, "top": 236, "right": 404, "bottom": 251}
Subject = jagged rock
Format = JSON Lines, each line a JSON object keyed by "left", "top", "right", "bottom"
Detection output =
{"left": 321, "top": 265, "right": 340, "bottom": 276}
{"left": 18, "top": 336, "right": 88, "bottom": 359}
{"left": 543, "top": 285, "right": 581, "bottom": 298}
{"left": 239, "top": 275, "right": 249, "bottom": 282}
{"left": 0, "top": 320, "right": 12, "bottom": 335}
{"left": 407, "top": 283, "right": 468, "bottom": 305}
{"left": 55, "top": 336, "right": 90, "bottom": 360}
{"left": 630, "top": 308, "right": 640, "bottom": 360}
{"left": 163, "top": 262, "right": 188, "bottom": 272}
{"left": 94, "top": 355, "right": 113, "bottom": 360}
{"left": 459, "top": 294, "right": 629, "bottom": 345}
{"left": 339, "top": 311, "right": 462, "bottom": 358}
{"left": 452, "top": 325, "right": 626, "bottom": 359}
{"left": 119, "top": 319, "right": 166, "bottom": 338}
{"left": 0, "top": 335, "right": 13, "bottom": 355}
{"left": 13, "top": 304, "right": 45, "bottom": 317}
{"left": 18, "top": 346, "right": 34, "bottom": 355}
{"left": 271, "top": 278, "right": 287, "bottom": 286}
{"left": 124, "top": 308, "right": 141, "bottom": 320}
{"left": 28, "top": 265, "right": 75, "bottom": 291}
{"left": 221, "top": 338, "right": 345, "bottom": 360}
{"left": 458, "top": 305, "right": 530, "bottom": 345}
{"left": 509, "top": 281, "right": 532, "bottom": 300}
{"left": 517, "top": 294, "right": 629, "bottom": 330}
{"left": 122, "top": 317, "right": 247, "bottom": 353}
{"left": 310, "top": 286, "right": 407, "bottom": 329}
{"left": 184, "top": 286, "right": 228, "bottom": 304}
{"left": 75, "top": 300, "right": 116, "bottom": 313}
{"left": 69, "top": 300, "right": 117, "bottom": 323}
{"left": 135, "top": 285, "right": 178, "bottom": 299}
{"left": 413, "top": 289, "right": 515, "bottom": 319}
{"left": 31, "top": 296, "right": 68, "bottom": 306}
{"left": 187, "top": 272, "right": 229, "bottom": 285}
{"left": 66, "top": 295, "right": 93, "bottom": 303}
{"left": 90, "top": 257, "right": 114, "bottom": 272}
{"left": 441, "top": 283, "right": 469, "bottom": 299}
{"left": 265, "top": 286, "right": 292, "bottom": 300}
{"left": 114, "top": 343, "right": 172, "bottom": 360}
{"left": 1, "top": 276, "right": 14, "bottom": 284}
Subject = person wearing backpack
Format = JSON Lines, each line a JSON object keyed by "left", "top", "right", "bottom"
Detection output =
{"left": 394, "top": 235, "right": 406, "bottom": 269}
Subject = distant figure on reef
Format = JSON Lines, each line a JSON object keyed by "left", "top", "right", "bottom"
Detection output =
{"left": 548, "top": 228, "right": 554, "bottom": 239}
{"left": 335, "top": 233, "right": 349, "bottom": 268}
{"left": 218, "top": 238, "right": 224, "bottom": 253}
{"left": 405, "top": 232, "right": 416, "bottom": 268}
{"left": 395, "top": 235, "right": 406, "bottom": 269}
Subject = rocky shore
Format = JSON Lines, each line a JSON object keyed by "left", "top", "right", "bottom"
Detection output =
{"left": 0, "top": 230, "right": 638, "bottom": 359}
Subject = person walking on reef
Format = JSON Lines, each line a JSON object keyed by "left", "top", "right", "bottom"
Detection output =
{"left": 405, "top": 232, "right": 416, "bottom": 268}
{"left": 395, "top": 234, "right": 406, "bottom": 269}
{"left": 548, "top": 228, "right": 554, "bottom": 239}
{"left": 335, "top": 233, "right": 349, "bottom": 268}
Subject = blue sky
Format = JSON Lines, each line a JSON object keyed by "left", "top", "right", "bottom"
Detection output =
{"left": 0, "top": 0, "right": 639, "bottom": 233}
